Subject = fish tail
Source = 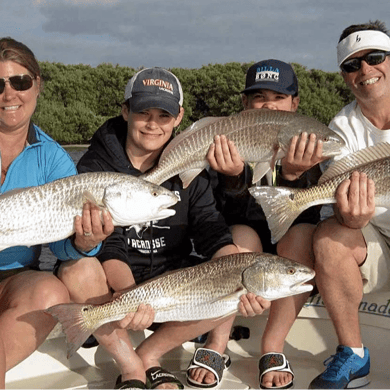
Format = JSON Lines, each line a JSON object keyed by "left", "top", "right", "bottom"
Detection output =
{"left": 46, "top": 303, "right": 100, "bottom": 358}
{"left": 249, "top": 186, "right": 304, "bottom": 244}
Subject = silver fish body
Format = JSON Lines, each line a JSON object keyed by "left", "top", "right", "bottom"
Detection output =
{"left": 142, "top": 109, "right": 345, "bottom": 188}
{"left": 0, "top": 172, "right": 178, "bottom": 251}
{"left": 46, "top": 252, "right": 315, "bottom": 357}
{"left": 249, "top": 142, "right": 390, "bottom": 243}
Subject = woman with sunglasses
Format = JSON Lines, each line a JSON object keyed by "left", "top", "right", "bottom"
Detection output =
{"left": 0, "top": 37, "right": 113, "bottom": 388}
{"left": 307, "top": 20, "right": 390, "bottom": 389}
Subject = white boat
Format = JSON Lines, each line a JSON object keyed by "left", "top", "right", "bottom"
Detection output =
{"left": 6, "top": 291, "right": 390, "bottom": 389}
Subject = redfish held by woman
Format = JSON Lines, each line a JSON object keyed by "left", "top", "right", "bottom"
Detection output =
{"left": 0, "top": 172, "right": 177, "bottom": 251}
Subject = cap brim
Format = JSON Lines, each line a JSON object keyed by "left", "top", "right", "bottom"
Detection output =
{"left": 241, "top": 82, "right": 296, "bottom": 95}
{"left": 130, "top": 95, "right": 180, "bottom": 117}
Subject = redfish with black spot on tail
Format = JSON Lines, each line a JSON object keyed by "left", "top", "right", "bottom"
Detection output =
{"left": 249, "top": 142, "right": 390, "bottom": 243}
{"left": 141, "top": 109, "right": 345, "bottom": 188}
{"left": 46, "top": 252, "right": 315, "bottom": 358}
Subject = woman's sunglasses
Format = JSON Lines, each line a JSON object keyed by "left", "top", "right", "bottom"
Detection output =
{"left": 0, "top": 74, "right": 35, "bottom": 94}
{"left": 340, "top": 50, "right": 390, "bottom": 73}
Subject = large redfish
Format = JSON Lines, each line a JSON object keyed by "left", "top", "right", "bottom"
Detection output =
{"left": 142, "top": 109, "right": 345, "bottom": 188}
{"left": 0, "top": 172, "right": 177, "bottom": 251}
{"left": 46, "top": 252, "right": 315, "bottom": 357}
{"left": 249, "top": 142, "right": 390, "bottom": 243}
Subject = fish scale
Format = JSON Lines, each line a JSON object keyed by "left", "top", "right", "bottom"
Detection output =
{"left": 46, "top": 252, "right": 315, "bottom": 358}
{"left": 0, "top": 172, "right": 178, "bottom": 251}
{"left": 142, "top": 109, "right": 345, "bottom": 188}
{"left": 250, "top": 142, "right": 390, "bottom": 243}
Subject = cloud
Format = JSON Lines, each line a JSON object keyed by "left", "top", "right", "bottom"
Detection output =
{"left": 2, "top": 0, "right": 390, "bottom": 71}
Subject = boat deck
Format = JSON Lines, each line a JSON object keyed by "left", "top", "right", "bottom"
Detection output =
{"left": 6, "top": 293, "right": 390, "bottom": 389}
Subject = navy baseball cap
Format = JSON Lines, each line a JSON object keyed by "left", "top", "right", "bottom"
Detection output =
{"left": 241, "top": 59, "right": 298, "bottom": 96}
{"left": 124, "top": 67, "right": 184, "bottom": 117}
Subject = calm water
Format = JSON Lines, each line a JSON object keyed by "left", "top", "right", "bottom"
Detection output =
{"left": 40, "top": 148, "right": 86, "bottom": 270}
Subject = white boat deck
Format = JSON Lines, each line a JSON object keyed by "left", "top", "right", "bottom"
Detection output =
{"left": 6, "top": 293, "right": 390, "bottom": 389}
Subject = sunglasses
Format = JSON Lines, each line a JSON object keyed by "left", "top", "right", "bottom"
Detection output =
{"left": 340, "top": 50, "right": 390, "bottom": 73}
{"left": 0, "top": 74, "right": 35, "bottom": 94}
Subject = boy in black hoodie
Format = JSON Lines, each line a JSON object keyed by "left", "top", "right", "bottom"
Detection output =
{"left": 57, "top": 67, "right": 269, "bottom": 389}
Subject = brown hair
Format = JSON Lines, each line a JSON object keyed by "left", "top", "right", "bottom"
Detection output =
{"left": 339, "top": 20, "right": 389, "bottom": 42}
{"left": 0, "top": 37, "right": 42, "bottom": 91}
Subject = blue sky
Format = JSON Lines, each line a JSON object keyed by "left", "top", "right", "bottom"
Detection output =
{"left": 1, "top": 0, "right": 390, "bottom": 72}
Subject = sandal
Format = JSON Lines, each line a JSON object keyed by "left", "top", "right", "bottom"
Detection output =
{"left": 115, "top": 375, "right": 146, "bottom": 389}
{"left": 186, "top": 347, "right": 231, "bottom": 388}
{"left": 145, "top": 366, "right": 184, "bottom": 389}
{"left": 258, "top": 352, "right": 294, "bottom": 389}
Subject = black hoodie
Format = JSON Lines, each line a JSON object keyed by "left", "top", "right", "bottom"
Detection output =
{"left": 77, "top": 116, "right": 234, "bottom": 282}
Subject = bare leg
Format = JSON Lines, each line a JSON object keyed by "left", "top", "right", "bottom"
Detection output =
{"left": 58, "top": 258, "right": 146, "bottom": 384}
{"left": 0, "top": 271, "right": 70, "bottom": 388}
{"left": 186, "top": 224, "right": 263, "bottom": 386}
{"left": 136, "top": 315, "right": 236, "bottom": 369}
{"left": 313, "top": 217, "right": 366, "bottom": 347}
{"left": 259, "top": 223, "right": 315, "bottom": 388}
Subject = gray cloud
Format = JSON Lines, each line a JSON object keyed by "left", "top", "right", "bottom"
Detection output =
{"left": 2, "top": 0, "right": 390, "bottom": 71}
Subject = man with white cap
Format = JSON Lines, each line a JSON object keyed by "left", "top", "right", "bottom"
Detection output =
{"left": 309, "top": 20, "right": 390, "bottom": 389}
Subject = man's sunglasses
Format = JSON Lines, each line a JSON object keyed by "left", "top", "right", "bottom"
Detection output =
{"left": 340, "top": 50, "right": 390, "bottom": 73}
{"left": 0, "top": 74, "right": 35, "bottom": 94}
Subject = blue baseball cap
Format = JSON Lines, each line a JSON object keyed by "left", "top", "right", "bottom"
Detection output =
{"left": 241, "top": 59, "right": 298, "bottom": 96}
{"left": 124, "top": 67, "right": 184, "bottom": 117}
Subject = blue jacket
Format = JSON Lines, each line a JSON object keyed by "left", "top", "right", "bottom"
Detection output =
{"left": 0, "top": 123, "right": 99, "bottom": 270}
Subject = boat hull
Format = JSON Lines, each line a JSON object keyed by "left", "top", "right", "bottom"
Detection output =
{"left": 6, "top": 292, "right": 390, "bottom": 389}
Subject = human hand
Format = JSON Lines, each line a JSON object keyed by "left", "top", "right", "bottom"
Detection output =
{"left": 238, "top": 292, "right": 271, "bottom": 317}
{"left": 115, "top": 303, "right": 155, "bottom": 331}
{"left": 207, "top": 135, "right": 244, "bottom": 176}
{"left": 73, "top": 201, "right": 114, "bottom": 252}
{"left": 281, "top": 132, "right": 328, "bottom": 181}
{"left": 335, "top": 171, "right": 375, "bottom": 229}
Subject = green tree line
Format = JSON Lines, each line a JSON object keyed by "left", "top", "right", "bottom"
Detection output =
{"left": 32, "top": 62, "right": 354, "bottom": 144}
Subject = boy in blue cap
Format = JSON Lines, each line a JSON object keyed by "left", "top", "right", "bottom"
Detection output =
{"left": 187, "top": 60, "right": 326, "bottom": 389}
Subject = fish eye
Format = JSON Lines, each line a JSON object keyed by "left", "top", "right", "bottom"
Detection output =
{"left": 287, "top": 268, "right": 296, "bottom": 275}
{"left": 82, "top": 307, "right": 89, "bottom": 312}
{"left": 323, "top": 136, "right": 329, "bottom": 142}
{"left": 152, "top": 191, "right": 158, "bottom": 197}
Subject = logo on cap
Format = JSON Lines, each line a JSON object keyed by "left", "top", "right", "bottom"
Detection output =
{"left": 356, "top": 35, "right": 361, "bottom": 42}
{"left": 142, "top": 79, "right": 174, "bottom": 95}
{"left": 255, "top": 66, "right": 280, "bottom": 83}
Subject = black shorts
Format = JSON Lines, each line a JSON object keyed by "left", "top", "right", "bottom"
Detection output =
{"left": 244, "top": 220, "right": 277, "bottom": 255}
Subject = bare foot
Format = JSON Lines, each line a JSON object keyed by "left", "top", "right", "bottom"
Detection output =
{"left": 261, "top": 370, "right": 293, "bottom": 388}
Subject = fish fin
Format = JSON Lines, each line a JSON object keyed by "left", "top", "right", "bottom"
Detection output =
{"left": 160, "top": 117, "right": 223, "bottom": 159}
{"left": 265, "top": 169, "right": 273, "bottom": 186}
{"left": 82, "top": 191, "right": 103, "bottom": 207}
{"left": 319, "top": 142, "right": 390, "bottom": 184}
{"left": 179, "top": 168, "right": 205, "bottom": 188}
{"left": 128, "top": 222, "right": 150, "bottom": 238}
{"left": 249, "top": 185, "right": 302, "bottom": 243}
{"left": 45, "top": 303, "right": 100, "bottom": 359}
{"left": 252, "top": 162, "right": 272, "bottom": 184}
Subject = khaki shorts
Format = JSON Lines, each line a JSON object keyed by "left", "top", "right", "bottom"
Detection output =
{"left": 361, "top": 223, "right": 390, "bottom": 294}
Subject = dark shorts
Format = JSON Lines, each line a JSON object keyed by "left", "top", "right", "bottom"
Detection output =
{"left": 0, "top": 267, "right": 34, "bottom": 283}
{"left": 243, "top": 220, "right": 277, "bottom": 255}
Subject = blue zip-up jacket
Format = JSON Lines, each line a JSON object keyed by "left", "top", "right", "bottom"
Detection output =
{"left": 0, "top": 123, "right": 100, "bottom": 270}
